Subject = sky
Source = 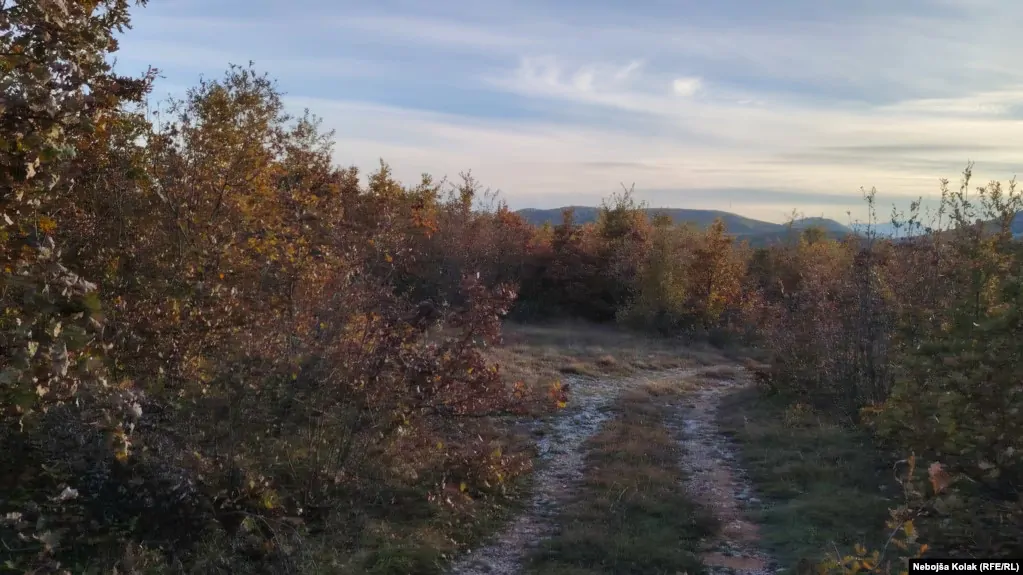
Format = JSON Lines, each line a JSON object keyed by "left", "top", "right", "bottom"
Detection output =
{"left": 113, "top": 0, "right": 1023, "bottom": 224}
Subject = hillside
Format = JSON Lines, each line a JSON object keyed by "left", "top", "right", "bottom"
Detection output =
{"left": 515, "top": 206, "right": 854, "bottom": 242}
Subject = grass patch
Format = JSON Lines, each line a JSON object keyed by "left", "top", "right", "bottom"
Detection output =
{"left": 716, "top": 389, "right": 896, "bottom": 573}
{"left": 494, "top": 320, "right": 722, "bottom": 387}
{"left": 527, "top": 384, "right": 718, "bottom": 575}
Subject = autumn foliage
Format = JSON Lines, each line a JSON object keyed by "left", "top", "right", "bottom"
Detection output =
{"left": 1, "top": 5, "right": 534, "bottom": 572}
{"left": 746, "top": 176, "right": 1023, "bottom": 568}
{"left": 2, "top": 1, "right": 1022, "bottom": 573}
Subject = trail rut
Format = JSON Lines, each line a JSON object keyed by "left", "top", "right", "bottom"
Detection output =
{"left": 674, "top": 369, "right": 778, "bottom": 575}
{"left": 448, "top": 365, "right": 776, "bottom": 575}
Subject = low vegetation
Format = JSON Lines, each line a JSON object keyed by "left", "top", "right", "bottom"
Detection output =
{"left": 717, "top": 390, "right": 895, "bottom": 573}
{"left": 527, "top": 383, "right": 717, "bottom": 575}
{"left": 2, "top": 1, "right": 1021, "bottom": 573}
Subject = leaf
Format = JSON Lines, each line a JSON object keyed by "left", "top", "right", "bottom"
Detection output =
{"left": 55, "top": 486, "right": 78, "bottom": 502}
{"left": 928, "top": 461, "right": 951, "bottom": 494}
{"left": 51, "top": 341, "right": 69, "bottom": 376}
{"left": 35, "top": 530, "right": 61, "bottom": 552}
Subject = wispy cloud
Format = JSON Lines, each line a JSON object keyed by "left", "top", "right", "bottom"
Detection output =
{"left": 114, "top": 0, "right": 1023, "bottom": 222}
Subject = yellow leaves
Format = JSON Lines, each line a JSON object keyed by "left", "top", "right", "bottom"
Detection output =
{"left": 384, "top": 253, "right": 393, "bottom": 263}
{"left": 260, "top": 490, "right": 279, "bottom": 510}
{"left": 37, "top": 216, "right": 57, "bottom": 234}
{"left": 903, "top": 520, "right": 916, "bottom": 540}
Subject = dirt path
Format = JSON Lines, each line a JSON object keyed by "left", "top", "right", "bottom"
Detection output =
{"left": 673, "top": 369, "right": 778, "bottom": 575}
{"left": 448, "top": 365, "right": 775, "bottom": 575}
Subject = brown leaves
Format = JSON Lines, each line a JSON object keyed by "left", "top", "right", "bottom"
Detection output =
{"left": 927, "top": 462, "right": 952, "bottom": 495}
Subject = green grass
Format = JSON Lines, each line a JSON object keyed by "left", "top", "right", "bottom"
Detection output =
{"left": 716, "top": 389, "right": 896, "bottom": 573}
{"left": 527, "top": 384, "right": 718, "bottom": 575}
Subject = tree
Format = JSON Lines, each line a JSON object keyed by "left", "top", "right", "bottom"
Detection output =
{"left": 1, "top": 1, "right": 156, "bottom": 571}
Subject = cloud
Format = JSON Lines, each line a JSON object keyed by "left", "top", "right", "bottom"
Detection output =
{"left": 113, "top": 0, "right": 1023, "bottom": 223}
{"left": 282, "top": 95, "right": 1017, "bottom": 223}
{"left": 672, "top": 77, "right": 702, "bottom": 97}
{"left": 614, "top": 60, "right": 645, "bottom": 81}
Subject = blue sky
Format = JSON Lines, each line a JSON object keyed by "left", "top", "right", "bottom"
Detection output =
{"left": 114, "top": 0, "right": 1023, "bottom": 223}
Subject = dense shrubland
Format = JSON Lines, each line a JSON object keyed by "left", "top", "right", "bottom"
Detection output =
{"left": 2, "top": 4, "right": 538, "bottom": 572}
{"left": 2, "top": 1, "right": 1021, "bottom": 573}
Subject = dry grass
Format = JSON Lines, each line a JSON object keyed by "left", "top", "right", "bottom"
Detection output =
{"left": 492, "top": 320, "right": 722, "bottom": 388}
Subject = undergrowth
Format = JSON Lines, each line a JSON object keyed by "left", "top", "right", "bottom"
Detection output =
{"left": 717, "top": 390, "right": 894, "bottom": 573}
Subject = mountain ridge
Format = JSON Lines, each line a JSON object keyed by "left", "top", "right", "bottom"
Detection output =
{"left": 514, "top": 206, "right": 853, "bottom": 237}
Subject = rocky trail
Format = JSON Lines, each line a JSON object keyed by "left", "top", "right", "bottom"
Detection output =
{"left": 448, "top": 365, "right": 778, "bottom": 575}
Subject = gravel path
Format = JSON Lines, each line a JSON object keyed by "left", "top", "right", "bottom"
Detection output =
{"left": 448, "top": 365, "right": 776, "bottom": 575}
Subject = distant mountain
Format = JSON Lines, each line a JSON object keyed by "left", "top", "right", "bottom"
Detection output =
{"left": 514, "top": 207, "right": 853, "bottom": 241}
{"left": 851, "top": 212, "right": 1023, "bottom": 239}
{"left": 790, "top": 217, "right": 853, "bottom": 235}
{"left": 850, "top": 222, "right": 913, "bottom": 238}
